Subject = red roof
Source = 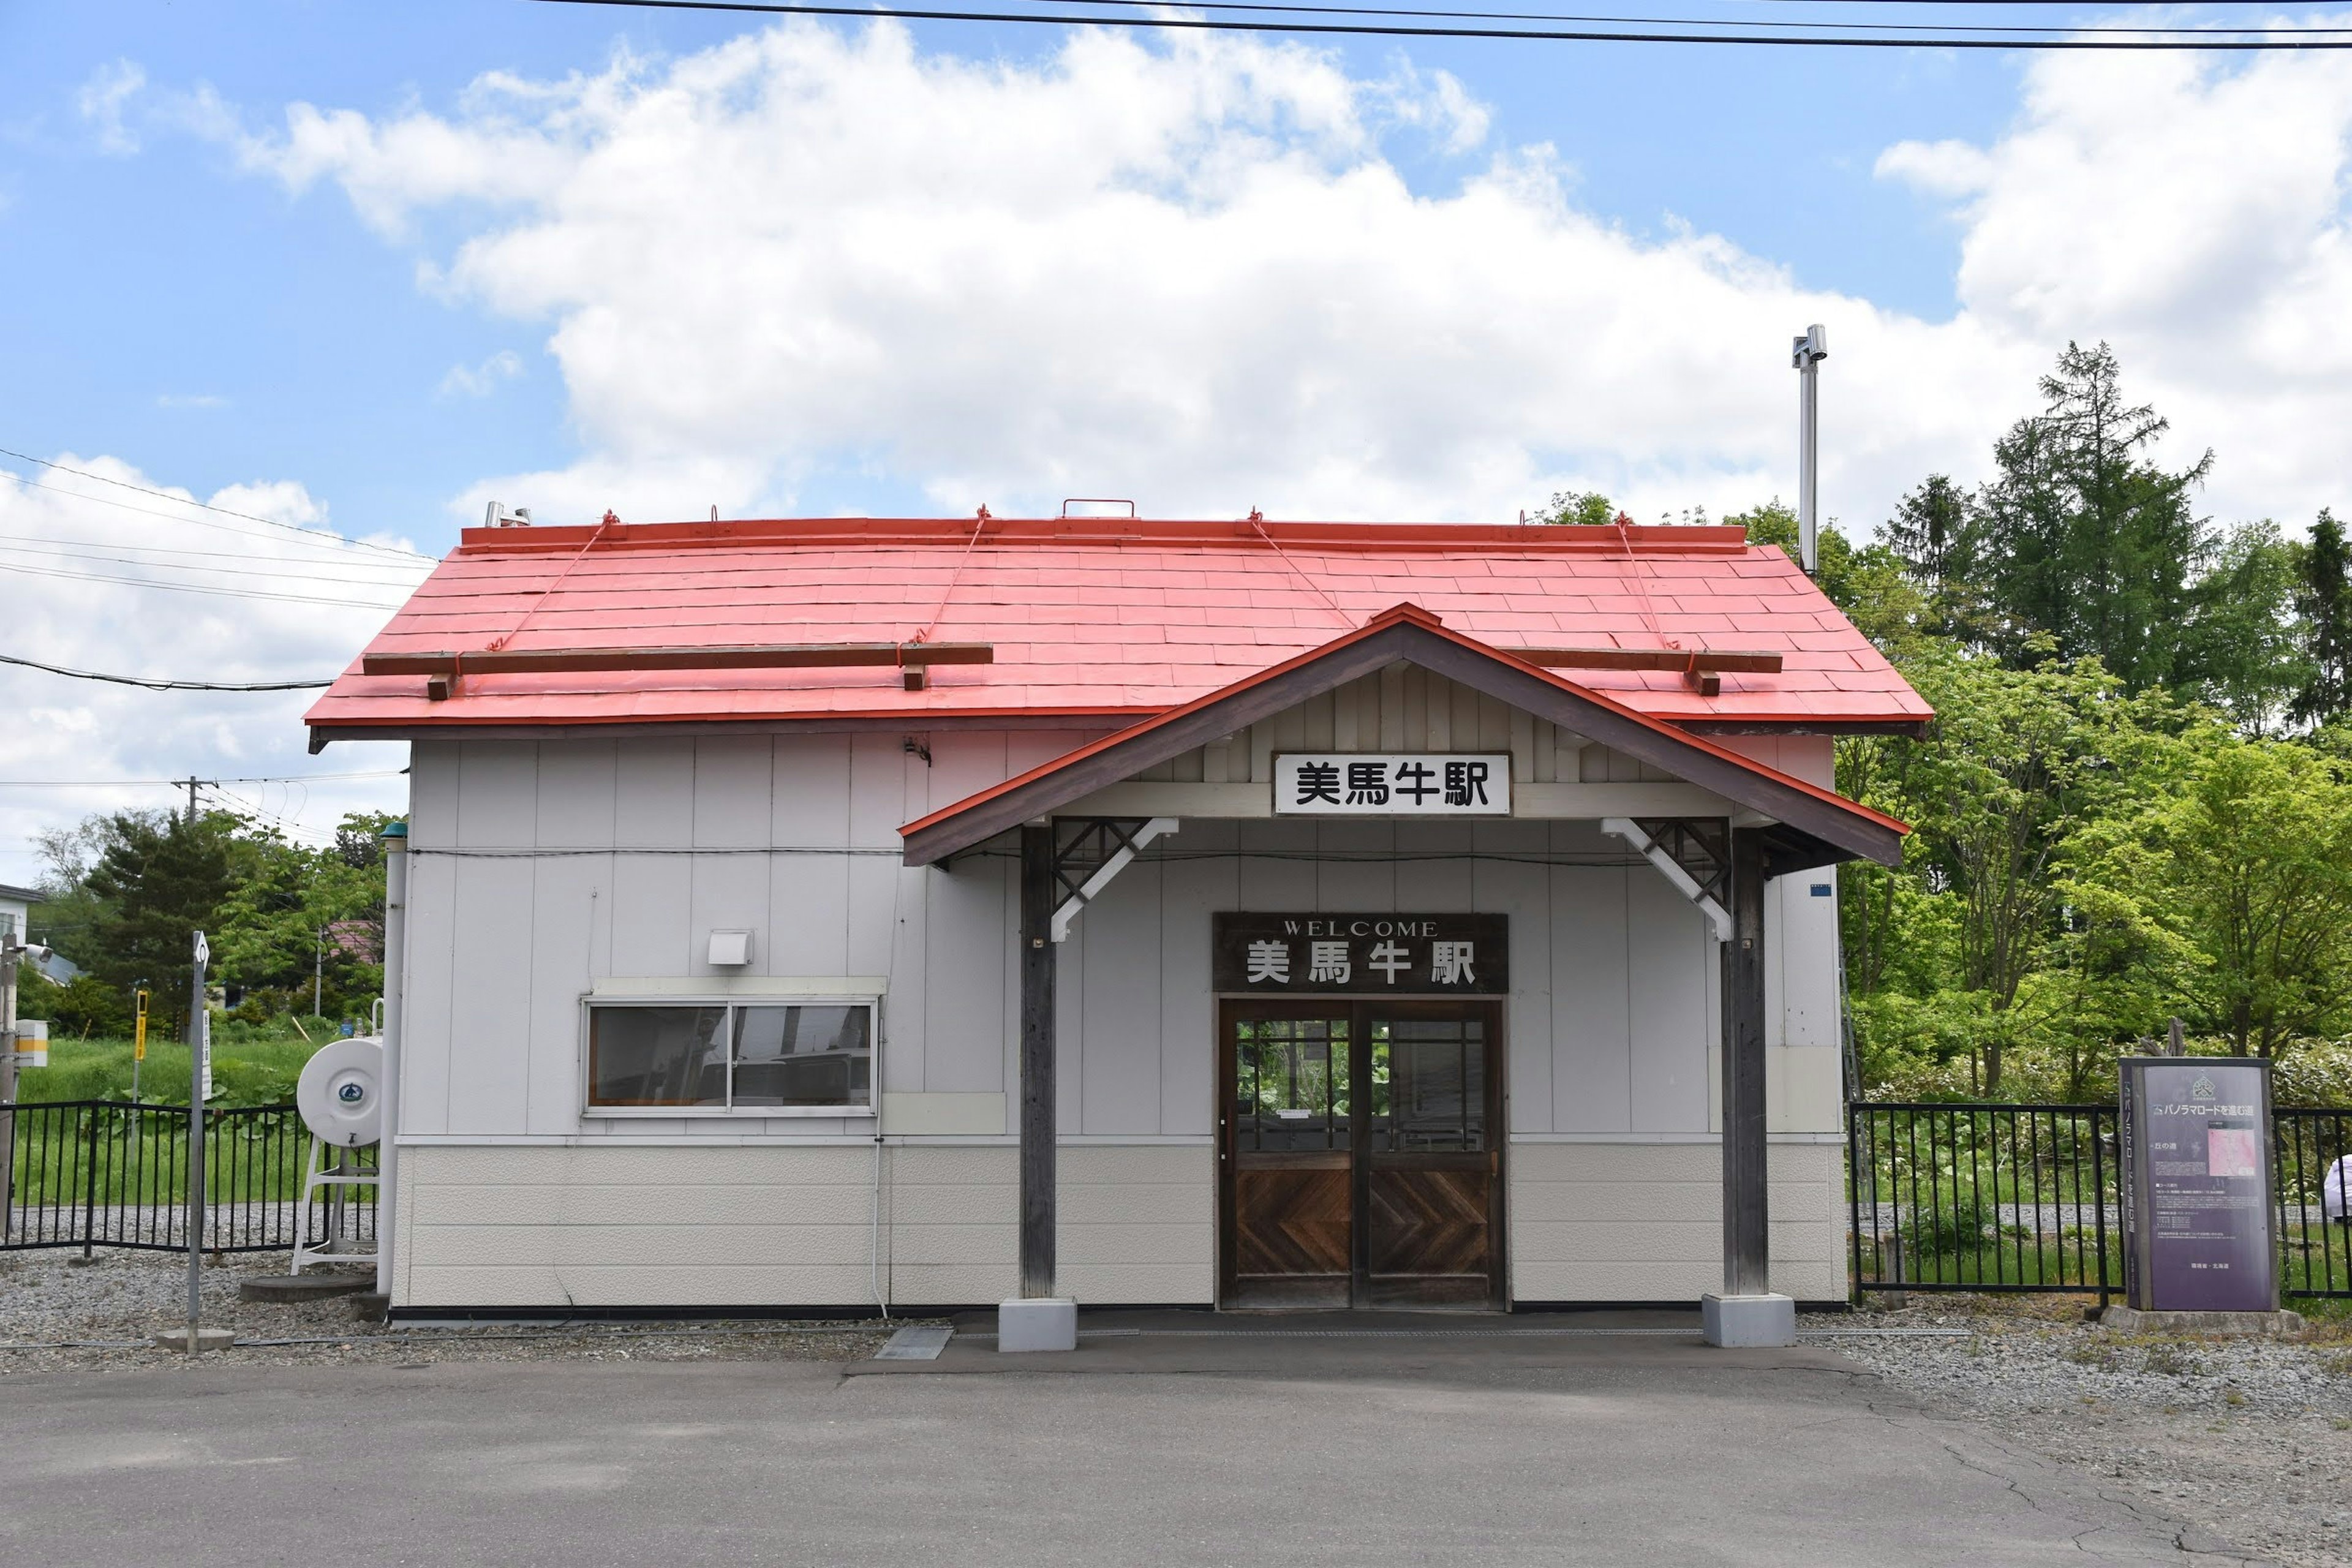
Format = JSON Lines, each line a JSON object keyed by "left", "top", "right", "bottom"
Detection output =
{"left": 305, "top": 516, "right": 1930, "bottom": 737}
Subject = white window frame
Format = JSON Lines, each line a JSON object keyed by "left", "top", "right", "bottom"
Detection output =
{"left": 579, "top": 995, "right": 879, "bottom": 1118}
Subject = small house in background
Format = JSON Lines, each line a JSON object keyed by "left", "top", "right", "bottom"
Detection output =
{"left": 307, "top": 511, "right": 1926, "bottom": 1332}
{"left": 0, "top": 884, "right": 38, "bottom": 946}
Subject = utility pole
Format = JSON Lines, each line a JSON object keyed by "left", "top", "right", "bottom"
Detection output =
{"left": 314, "top": 928, "right": 325, "bottom": 1017}
{"left": 1792, "top": 324, "right": 1829, "bottom": 576}
{"left": 177, "top": 777, "right": 210, "bottom": 825}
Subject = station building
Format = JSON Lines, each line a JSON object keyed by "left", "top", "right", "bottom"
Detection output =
{"left": 306, "top": 513, "right": 1925, "bottom": 1319}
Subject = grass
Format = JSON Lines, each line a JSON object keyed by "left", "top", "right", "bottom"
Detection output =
{"left": 7, "top": 1031, "right": 346, "bottom": 1209}
{"left": 12, "top": 1032, "right": 328, "bottom": 1107}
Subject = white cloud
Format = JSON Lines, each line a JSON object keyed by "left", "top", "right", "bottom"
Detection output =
{"left": 0, "top": 455, "right": 424, "bottom": 886}
{"left": 77, "top": 60, "right": 146, "bottom": 156}
{"left": 437, "top": 349, "right": 525, "bottom": 398}
{"left": 204, "top": 18, "right": 2352, "bottom": 536}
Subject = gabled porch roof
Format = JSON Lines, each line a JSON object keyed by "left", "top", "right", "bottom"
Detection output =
{"left": 899, "top": 603, "right": 1908, "bottom": 872}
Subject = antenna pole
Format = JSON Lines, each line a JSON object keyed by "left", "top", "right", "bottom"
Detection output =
{"left": 1792, "top": 324, "right": 1828, "bottom": 575}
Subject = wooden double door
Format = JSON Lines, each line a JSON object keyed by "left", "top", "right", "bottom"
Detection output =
{"left": 1218, "top": 999, "right": 1505, "bottom": 1310}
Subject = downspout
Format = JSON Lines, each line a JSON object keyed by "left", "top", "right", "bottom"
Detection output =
{"left": 375, "top": 821, "right": 409, "bottom": 1303}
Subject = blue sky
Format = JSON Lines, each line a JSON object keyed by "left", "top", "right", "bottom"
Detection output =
{"left": 0, "top": 0, "right": 2027, "bottom": 549}
{"left": 4, "top": 1, "right": 2350, "bottom": 865}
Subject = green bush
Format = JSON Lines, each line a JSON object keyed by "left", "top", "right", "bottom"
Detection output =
{"left": 1902, "top": 1188, "right": 1996, "bottom": 1257}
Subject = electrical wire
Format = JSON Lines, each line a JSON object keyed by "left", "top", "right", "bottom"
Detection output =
{"left": 4, "top": 473, "right": 435, "bottom": 565}
{"left": 0, "top": 771, "right": 404, "bottom": 787}
{"left": 0, "top": 652, "right": 333, "bottom": 692}
{"left": 0, "top": 448, "right": 434, "bottom": 562}
{"left": 888, "top": 0, "right": 2352, "bottom": 35}
{"left": 530, "top": 0, "right": 2352, "bottom": 48}
{"left": 0, "top": 557, "right": 407, "bottom": 610}
{"left": 6, "top": 541, "right": 429, "bottom": 589}
{"left": 0, "top": 533, "right": 434, "bottom": 579}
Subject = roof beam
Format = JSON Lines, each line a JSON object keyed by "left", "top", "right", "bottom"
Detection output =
{"left": 360, "top": 643, "right": 995, "bottom": 677}
{"left": 1510, "top": 648, "right": 1782, "bottom": 674}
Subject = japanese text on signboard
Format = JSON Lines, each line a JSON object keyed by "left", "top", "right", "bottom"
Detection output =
{"left": 1212, "top": 913, "right": 1508, "bottom": 995}
{"left": 1272, "top": 754, "right": 1511, "bottom": 816}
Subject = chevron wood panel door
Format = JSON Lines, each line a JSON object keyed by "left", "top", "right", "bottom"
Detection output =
{"left": 1221, "top": 998, "right": 1506, "bottom": 1310}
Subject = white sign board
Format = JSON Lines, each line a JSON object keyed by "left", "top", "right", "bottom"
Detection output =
{"left": 1273, "top": 753, "right": 1510, "bottom": 816}
{"left": 198, "top": 1005, "right": 214, "bottom": 1102}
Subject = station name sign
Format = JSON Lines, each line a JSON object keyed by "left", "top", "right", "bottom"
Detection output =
{"left": 1272, "top": 753, "right": 1510, "bottom": 816}
{"left": 1213, "top": 913, "right": 1508, "bottom": 995}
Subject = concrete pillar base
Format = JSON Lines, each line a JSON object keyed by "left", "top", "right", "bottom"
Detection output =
{"left": 1702, "top": 1292, "right": 1795, "bottom": 1348}
{"left": 2100, "top": 1306, "right": 2305, "bottom": 1337}
{"left": 151, "top": 1327, "right": 236, "bottom": 1352}
{"left": 997, "top": 1297, "right": 1077, "bottom": 1353}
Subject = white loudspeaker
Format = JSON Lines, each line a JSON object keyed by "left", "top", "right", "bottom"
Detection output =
{"left": 296, "top": 1036, "right": 383, "bottom": 1148}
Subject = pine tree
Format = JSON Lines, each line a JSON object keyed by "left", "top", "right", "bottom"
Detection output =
{"left": 1978, "top": 342, "right": 2213, "bottom": 689}
{"left": 2291, "top": 508, "right": 2352, "bottom": 727}
{"left": 1880, "top": 475, "right": 1991, "bottom": 644}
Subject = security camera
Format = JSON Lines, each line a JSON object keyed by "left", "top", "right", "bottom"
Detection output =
{"left": 1792, "top": 323, "right": 1828, "bottom": 366}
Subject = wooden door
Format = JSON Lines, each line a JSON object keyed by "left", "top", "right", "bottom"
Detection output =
{"left": 1221, "top": 1006, "right": 1354, "bottom": 1308}
{"left": 1361, "top": 1005, "right": 1504, "bottom": 1308}
{"left": 1220, "top": 1000, "right": 1504, "bottom": 1310}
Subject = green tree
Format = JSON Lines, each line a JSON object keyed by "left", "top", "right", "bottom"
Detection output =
{"left": 2291, "top": 508, "right": 2352, "bottom": 728}
{"left": 2121, "top": 739, "right": 2352, "bottom": 1057}
{"left": 1978, "top": 342, "right": 2214, "bottom": 691}
{"left": 78, "top": 809, "right": 246, "bottom": 1033}
{"left": 1533, "top": 489, "right": 1619, "bottom": 527}
{"left": 1879, "top": 475, "right": 1994, "bottom": 646}
{"left": 2177, "top": 521, "right": 2310, "bottom": 734}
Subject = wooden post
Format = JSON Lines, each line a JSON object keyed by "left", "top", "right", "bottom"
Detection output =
{"left": 1019, "top": 822, "right": 1057, "bottom": 1298}
{"left": 1720, "top": 827, "right": 1770, "bottom": 1297}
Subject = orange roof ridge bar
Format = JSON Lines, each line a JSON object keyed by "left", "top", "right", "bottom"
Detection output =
{"left": 362, "top": 642, "right": 995, "bottom": 677}
{"left": 1509, "top": 648, "right": 1783, "bottom": 675}
{"left": 448, "top": 517, "right": 1757, "bottom": 556}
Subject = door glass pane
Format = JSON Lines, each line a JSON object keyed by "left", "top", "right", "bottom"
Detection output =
{"left": 1369, "top": 1019, "right": 1485, "bottom": 1152}
{"left": 1233, "top": 1019, "right": 1350, "bottom": 1152}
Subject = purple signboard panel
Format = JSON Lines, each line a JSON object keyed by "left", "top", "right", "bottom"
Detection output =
{"left": 2120, "top": 1057, "right": 2277, "bottom": 1313}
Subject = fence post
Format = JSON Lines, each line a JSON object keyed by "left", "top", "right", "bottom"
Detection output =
{"left": 2090, "top": 1106, "right": 2111, "bottom": 1310}
{"left": 80, "top": 1111, "right": 98, "bottom": 1262}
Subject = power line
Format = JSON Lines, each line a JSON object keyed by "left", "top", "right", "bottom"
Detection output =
{"left": 910, "top": 0, "right": 2352, "bottom": 35}
{"left": 0, "top": 447, "right": 435, "bottom": 562}
{"left": 6, "top": 471, "right": 440, "bottom": 567}
{"left": 0, "top": 771, "right": 404, "bottom": 788}
{"left": 0, "top": 652, "right": 334, "bottom": 692}
{"left": 530, "top": 0, "right": 2352, "bottom": 47}
{"left": 0, "top": 532, "right": 433, "bottom": 578}
{"left": 6, "top": 540, "right": 432, "bottom": 588}
{"left": 0, "top": 557, "right": 407, "bottom": 610}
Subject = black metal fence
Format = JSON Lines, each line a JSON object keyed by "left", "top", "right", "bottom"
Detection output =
{"left": 1847, "top": 1101, "right": 2351, "bottom": 1302}
{"left": 0, "top": 1099, "right": 375, "bottom": 1255}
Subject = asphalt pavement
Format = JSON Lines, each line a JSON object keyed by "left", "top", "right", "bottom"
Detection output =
{"left": 0, "top": 1310, "right": 2260, "bottom": 1566}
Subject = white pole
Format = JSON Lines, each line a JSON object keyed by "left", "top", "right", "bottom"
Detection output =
{"left": 0, "top": 919, "right": 19, "bottom": 1241}
{"left": 187, "top": 930, "right": 209, "bottom": 1356}
{"left": 375, "top": 823, "right": 409, "bottom": 1302}
{"left": 1792, "top": 323, "right": 1828, "bottom": 575}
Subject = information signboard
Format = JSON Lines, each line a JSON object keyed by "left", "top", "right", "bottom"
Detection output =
{"left": 2119, "top": 1056, "right": 2276, "bottom": 1312}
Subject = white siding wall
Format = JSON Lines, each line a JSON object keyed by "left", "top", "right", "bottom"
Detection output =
{"left": 394, "top": 718, "right": 1849, "bottom": 1308}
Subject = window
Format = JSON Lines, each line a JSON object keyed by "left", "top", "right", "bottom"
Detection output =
{"left": 586, "top": 1001, "right": 874, "bottom": 1114}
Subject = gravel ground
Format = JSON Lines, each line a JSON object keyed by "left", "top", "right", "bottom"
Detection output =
{"left": 1807, "top": 1294, "right": 2352, "bottom": 1568}
{"left": 0, "top": 1248, "right": 895, "bottom": 1373}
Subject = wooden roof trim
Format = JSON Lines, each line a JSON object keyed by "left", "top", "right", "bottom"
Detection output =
{"left": 898, "top": 603, "right": 1907, "bottom": 869}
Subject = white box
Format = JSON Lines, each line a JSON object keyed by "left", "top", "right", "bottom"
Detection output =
{"left": 997, "top": 1297, "right": 1077, "bottom": 1353}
